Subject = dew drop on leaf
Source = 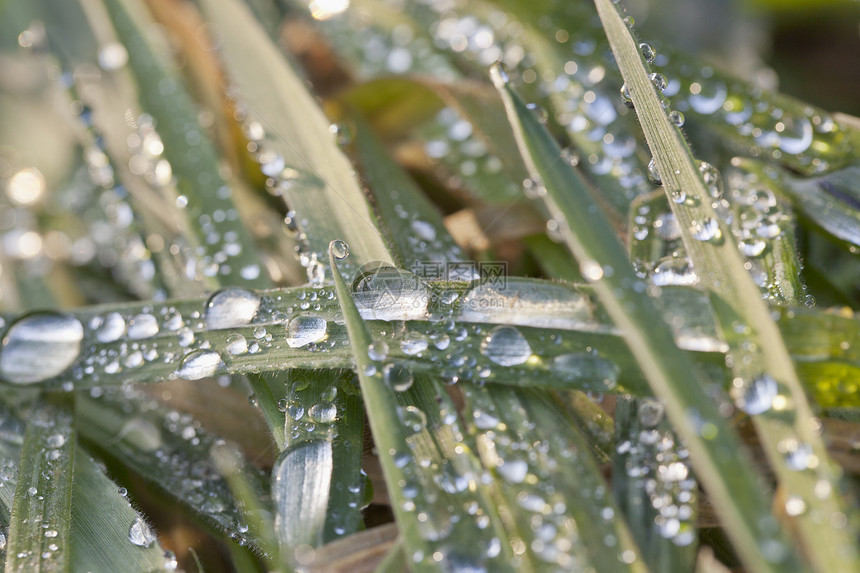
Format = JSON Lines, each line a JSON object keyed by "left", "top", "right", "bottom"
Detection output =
{"left": 285, "top": 315, "right": 327, "bottom": 348}
{"left": 176, "top": 349, "right": 223, "bottom": 381}
{"left": 205, "top": 287, "right": 261, "bottom": 330}
{"left": 0, "top": 312, "right": 84, "bottom": 384}
{"left": 129, "top": 517, "right": 157, "bottom": 547}
{"left": 480, "top": 325, "right": 532, "bottom": 366}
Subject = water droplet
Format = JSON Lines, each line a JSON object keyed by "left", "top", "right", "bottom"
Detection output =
{"left": 330, "top": 240, "right": 350, "bottom": 259}
{"left": 128, "top": 314, "right": 158, "bottom": 340}
{"left": 225, "top": 333, "right": 248, "bottom": 355}
{"left": 205, "top": 288, "right": 261, "bottom": 330}
{"left": 649, "top": 73, "right": 667, "bottom": 93}
{"left": 398, "top": 405, "right": 427, "bottom": 435}
{"left": 286, "top": 315, "right": 327, "bottom": 348}
{"left": 94, "top": 312, "right": 126, "bottom": 343}
{"left": 383, "top": 363, "right": 414, "bottom": 392}
{"left": 367, "top": 341, "right": 389, "bottom": 361}
{"left": 480, "top": 326, "right": 531, "bottom": 366}
{"left": 46, "top": 434, "right": 66, "bottom": 449}
{"left": 620, "top": 84, "right": 633, "bottom": 108}
{"left": 668, "top": 110, "right": 685, "bottom": 127}
{"left": 652, "top": 257, "right": 698, "bottom": 286}
{"left": 639, "top": 43, "right": 656, "bottom": 63}
{"left": 176, "top": 349, "right": 223, "bottom": 381}
{"left": 698, "top": 161, "right": 722, "bottom": 198}
{"left": 400, "top": 332, "right": 429, "bottom": 355}
{"left": 526, "top": 103, "right": 549, "bottom": 124}
{"left": 308, "top": 402, "right": 337, "bottom": 423}
{"left": 0, "top": 312, "right": 84, "bottom": 384}
{"left": 647, "top": 158, "right": 662, "bottom": 185}
{"left": 129, "top": 517, "right": 157, "bottom": 547}
{"left": 690, "top": 217, "right": 720, "bottom": 242}
{"left": 460, "top": 279, "right": 592, "bottom": 329}
{"left": 353, "top": 264, "right": 430, "bottom": 321}
{"left": 736, "top": 374, "right": 778, "bottom": 415}
{"left": 638, "top": 399, "right": 665, "bottom": 426}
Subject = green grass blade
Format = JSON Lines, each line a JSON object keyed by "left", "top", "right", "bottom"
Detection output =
{"left": 593, "top": 1, "right": 860, "bottom": 570}
{"left": 463, "top": 385, "right": 647, "bottom": 571}
{"left": 69, "top": 451, "right": 167, "bottom": 572}
{"left": 612, "top": 398, "right": 697, "bottom": 572}
{"left": 492, "top": 62, "right": 803, "bottom": 572}
{"left": 5, "top": 399, "right": 75, "bottom": 573}
{"left": 100, "top": 0, "right": 269, "bottom": 290}
{"left": 200, "top": 0, "right": 392, "bottom": 272}
{"left": 76, "top": 387, "right": 269, "bottom": 551}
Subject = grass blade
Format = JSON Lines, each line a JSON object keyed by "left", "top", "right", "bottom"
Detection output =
{"left": 593, "top": 1, "right": 860, "bottom": 570}
{"left": 5, "top": 399, "right": 75, "bottom": 573}
{"left": 492, "top": 61, "right": 803, "bottom": 571}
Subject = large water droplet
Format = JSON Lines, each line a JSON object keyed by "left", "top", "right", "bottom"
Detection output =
{"left": 176, "top": 349, "right": 223, "bottom": 380}
{"left": 205, "top": 288, "right": 261, "bottom": 330}
{"left": 128, "top": 314, "right": 158, "bottom": 339}
{"left": 460, "top": 279, "right": 592, "bottom": 329}
{"left": 652, "top": 257, "right": 698, "bottom": 286}
{"left": 383, "top": 363, "right": 414, "bottom": 392}
{"left": 94, "top": 312, "right": 126, "bottom": 343}
{"left": 480, "top": 326, "right": 531, "bottom": 366}
{"left": 286, "top": 315, "right": 327, "bottom": 348}
{"left": 400, "top": 332, "right": 429, "bottom": 355}
{"left": 0, "top": 312, "right": 84, "bottom": 384}
{"left": 225, "top": 333, "right": 248, "bottom": 355}
{"left": 129, "top": 517, "right": 157, "bottom": 547}
{"left": 308, "top": 402, "right": 337, "bottom": 423}
{"left": 552, "top": 353, "right": 619, "bottom": 390}
{"left": 353, "top": 264, "right": 430, "bottom": 321}
{"left": 330, "top": 240, "right": 350, "bottom": 260}
{"left": 398, "top": 405, "right": 428, "bottom": 435}
{"left": 639, "top": 42, "right": 656, "bottom": 63}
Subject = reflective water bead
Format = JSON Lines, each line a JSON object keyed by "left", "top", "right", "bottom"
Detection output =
{"left": 649, "top": 73, "right": 668, "bottom": 93}
{"left": 383, "top": 364, "right": 415, "bottom": 392}
{"left": 639, "top": 42, "right": 656, "bottom": 63}
{"left": 205, "top": 287, "right": 261, "bottom": 330}
{"left": 668, "top": 110, "right": 685, "bottom": 127}
{"left": 129, "top": 517, "right": 157, "bottom": 547}
{"left": 480, "top": 326, "right": 532, "bottom": 367}
{"left": 330, "top": 240, "right": 350, "bottom": 259}
{"left": 176, "top": 349, "right": 223, "bottom": 381}
{"left": 285, "top": 315, "right": 327, "bottom": 348}
{"left": 647, "top": 158, "right": 662, "bottom": 186}
{"left": 0, "top": 312, "right": 84, "bottom": 384}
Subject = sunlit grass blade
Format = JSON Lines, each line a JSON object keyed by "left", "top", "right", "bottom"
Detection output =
{"left": 593, "top": 1, "right": 860, "bottom": 569}
{"left": 492, "top": 61, "right": 803, "bottom": 571}
{"left": 200, "top": 0, "right": 391, "bottom": 274}
{"left": 5, "top": 399, "right": 75, "bottom": 573}
{"left": 70, "top": 451, "right": 168, "bottom": 571}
